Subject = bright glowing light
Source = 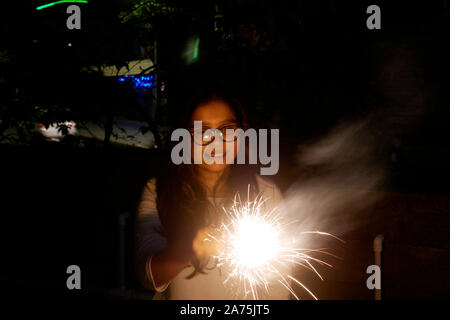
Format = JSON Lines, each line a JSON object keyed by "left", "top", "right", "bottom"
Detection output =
{"left": 208, "top": 188, "right": 343, "bottom": 300}
{"left": 36, "top": 1, "right": 88, "bottom": 11}
{"left": 232, "top": 216, "right": 279, "bottom": 267}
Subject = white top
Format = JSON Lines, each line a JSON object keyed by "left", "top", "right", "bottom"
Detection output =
{"left": 135, "top": 175, "right": 291, "bottom": 300}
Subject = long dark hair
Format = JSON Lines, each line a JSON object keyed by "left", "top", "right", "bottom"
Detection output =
{"left": 156, "top": 88, "right": 260, "bottom": 277}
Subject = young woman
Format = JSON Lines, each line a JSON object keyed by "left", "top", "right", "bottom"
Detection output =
{"left": 135, "top": 89, "right": 289, "bottom": 299}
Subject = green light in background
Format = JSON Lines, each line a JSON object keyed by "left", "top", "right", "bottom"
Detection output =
{"left": 192, "top": 37, "right": 200, "bottom": 61}
{"left": 36, "top": 0, "right": 88, "bottom": 11}
{"left": 184, "top": 36, "right": 200, "bottom": 64}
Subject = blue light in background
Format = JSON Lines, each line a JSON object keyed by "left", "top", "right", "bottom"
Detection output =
{"left": 117, "top": 74, "right": 154, "bottom": 89}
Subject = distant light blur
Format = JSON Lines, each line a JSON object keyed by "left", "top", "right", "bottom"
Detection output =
{"left": 39, "top": 121, "right": 77, "bottom": 141}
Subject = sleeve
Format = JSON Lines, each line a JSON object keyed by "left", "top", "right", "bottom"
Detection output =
{"left": 135, "top": 177, "right": 170, "bottom": 292}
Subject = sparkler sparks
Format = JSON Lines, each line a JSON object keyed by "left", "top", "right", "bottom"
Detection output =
{"left": 208, "top": 188, "right": 343, "bottom": 300}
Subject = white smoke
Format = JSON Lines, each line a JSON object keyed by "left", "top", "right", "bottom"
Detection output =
{"left": 283, "top": 120, "right": 385, "bottom": 246}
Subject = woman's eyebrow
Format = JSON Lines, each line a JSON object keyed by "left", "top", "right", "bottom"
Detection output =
{"left": 189, "top": 122, "right": 211, "bottom": 129}
{"left": 219, "top": 119, "right": 239, "bottom": 125}
{"left": 189, "top": 120, "right": 237, "bottom": 128}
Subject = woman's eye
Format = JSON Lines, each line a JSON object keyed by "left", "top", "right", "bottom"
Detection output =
{"left": 222, "top": 125, "right": 238, "bottom": 131}
{"left": 203, "top": 131, "right": 215, "bottom": 140}
{"left": 220, "top": 126, "right": 239, "bottom": 141}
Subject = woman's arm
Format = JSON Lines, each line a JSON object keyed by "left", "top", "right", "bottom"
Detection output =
{"left": 149, "top": 241, "right": 191, "bottom": 288}
{"left": 136, "top": 178, "right": 214, "bottom": 291}
{"left": 135, "top": 178, "right": 191, "bottom": 291}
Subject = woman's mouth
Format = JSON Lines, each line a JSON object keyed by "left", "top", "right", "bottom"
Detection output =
{"left": 204, "top": 153, "right": 225, "bottom": 162}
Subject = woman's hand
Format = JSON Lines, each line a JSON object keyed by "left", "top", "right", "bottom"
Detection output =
{"left": 192, "top": 227, "right": 223, "bottom": 266}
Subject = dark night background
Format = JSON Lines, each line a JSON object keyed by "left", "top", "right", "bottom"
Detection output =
{"left": 0, "top": 0, "right": 449, "bottom": 299}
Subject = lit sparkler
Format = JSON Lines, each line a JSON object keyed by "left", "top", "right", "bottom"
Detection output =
{"left": 207, "top": 188, "right": 343, "bottom": 300}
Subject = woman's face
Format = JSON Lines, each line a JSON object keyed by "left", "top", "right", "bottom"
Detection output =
{"left": 189, "top": 99, "right": 239, "bottom": 173}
